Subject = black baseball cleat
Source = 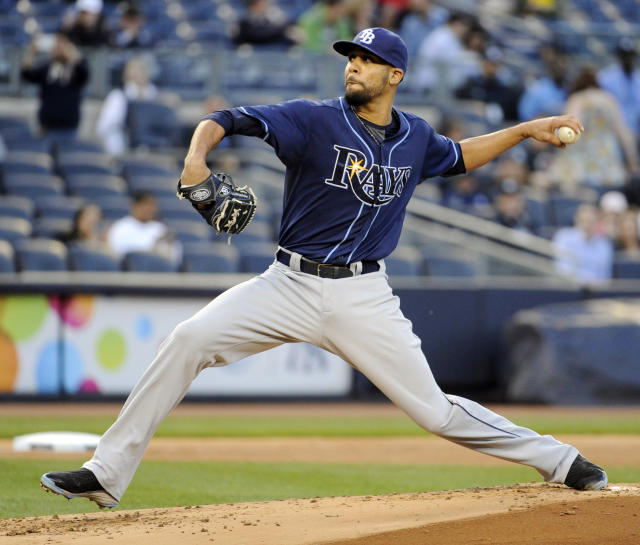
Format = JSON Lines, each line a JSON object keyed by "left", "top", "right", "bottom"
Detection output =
{"left": 564, "top": 454, "right": 608, "bottom": 491}
{"left": 40, "top": 468, "right": 118, "bottom": 509}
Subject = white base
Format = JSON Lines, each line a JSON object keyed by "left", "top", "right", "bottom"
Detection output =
{"left": 13, "top": 431, "right": 100, "bottom": 452}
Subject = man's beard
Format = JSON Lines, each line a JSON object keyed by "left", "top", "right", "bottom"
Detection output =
{"left": 345, "top": 87, "right": 374, "bottom": 107}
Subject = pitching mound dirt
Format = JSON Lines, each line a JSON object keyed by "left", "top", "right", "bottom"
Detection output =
{"left": 2, "top": 484, "right": 639, "bottom": 544}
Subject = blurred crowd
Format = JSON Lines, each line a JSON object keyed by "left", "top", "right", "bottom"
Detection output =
{"left": 4, "top": 0, "right": 640, "bottom": 282}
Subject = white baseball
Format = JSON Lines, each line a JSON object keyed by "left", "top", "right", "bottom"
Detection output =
{"left": 557, "top": 126, "right": 580, "bottom": 144}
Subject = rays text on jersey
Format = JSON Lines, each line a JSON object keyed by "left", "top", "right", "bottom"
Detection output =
{"left": 324, "top": 145, "right": 412, "bottom": 206}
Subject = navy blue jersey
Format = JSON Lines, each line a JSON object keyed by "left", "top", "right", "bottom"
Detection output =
{"left": 204, "top": 97, "right": 464, "bottom": 264}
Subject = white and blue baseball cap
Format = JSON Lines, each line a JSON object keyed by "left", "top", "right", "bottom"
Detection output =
{"left": 333, "top": 28, "right": 408, "bottom": 72}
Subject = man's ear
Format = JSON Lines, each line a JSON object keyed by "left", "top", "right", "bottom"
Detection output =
{"left": 390, "top": 68, "right": 404, "bottom": 86}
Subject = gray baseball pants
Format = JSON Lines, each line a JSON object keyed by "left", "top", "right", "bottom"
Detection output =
{"left": 84, "top": 259, "right": 578, "bottom": 501}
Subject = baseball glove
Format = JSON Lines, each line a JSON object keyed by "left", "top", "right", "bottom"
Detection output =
{"left": 177, "top": 172, "right": 257, "bottom": 235}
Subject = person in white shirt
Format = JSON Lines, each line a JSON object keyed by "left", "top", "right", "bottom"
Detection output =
{"left": 552, "top": 203, "right": 613, "bottom": 285}
{"left": 413, "top": 12, "right": 477, "bottom": 93}
{"left": 107, "top": 191, "right": 179, "bottom": 260}
{"left": 95, "top": 56, "right": 158, "bottom": 156}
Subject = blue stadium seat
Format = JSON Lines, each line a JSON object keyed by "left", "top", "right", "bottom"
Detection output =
{"left": 98, "top": 195, "right": 131, "bottom": 221}
{"left": 67, "top": 176, "right": 128, "bottom": 199}
{"left": 15, "top": 238, "right": 68, "bottom": 271}
{"left": 224, "top": 220, "right": 275, "bottom": 248}
{"left": 32, "top": 217, "right": 72, "bottom": 239}
{"left": 238, "top": 243, "right": 277, "bottom": 273}
{"left": 423, "top": 256, "right": 478, "bottom": 277}
{"left": 122, "top": 158, "right": 179, "bottom": 179}
{"left": 157, "top": 196, "right": 197, "bottom": 221}
{"left": 526, "top": 196, "right": 551, "bottom": 232}
{"left": 68, "top": 242, "right": 121, "bottom": 272}
{"left": 4, "top": 174, "right": 65, "bottom": 200}
{"left": 2, "top": 158, "right": 52, "bottom": 177}
{"left": 36, "top": 196, "right": 84, "bottom": 220}
{"left": 166, "top": 219, "right": 212, "bottom": 244}
{"left": 613, "top": 256, "right": 640, "bottom": 279}
{"left": 53, "top": 139, "right": 103, "bottom": 154}
{"left": 126, "top": 101, "right": 183, "bottom": 149}
{"left": 0, "top": 195, "right": 35, "bottom": 222}
{"left": 182, "top": 242, "right": 240, "bottom": 273}
{"left": 0, "top": 239, "right": 15, "bottom": 272}
{"left": 548, "top": 195, "right": 584, "bottom": 227}
{"left": 0, "top": 116, "right": 32, "bottom": 141}
{"left": 0, "top": 216, "right": 32, "bottom": 245}
{"left": 122, "top": 250, "right": 179, "bottom": 272}
{"left": 126, "top": 175, "right": 178, "bottom": 199}
{"left": 384, "top": 246, "right": 422, "bottom": 276}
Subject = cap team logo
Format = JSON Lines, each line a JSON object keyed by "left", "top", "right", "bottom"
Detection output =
{"left": 325, "top": 145, "right": 412, "bottom": 206}
{"left": 356, "top": 29, "right": 376, "bottom": 45}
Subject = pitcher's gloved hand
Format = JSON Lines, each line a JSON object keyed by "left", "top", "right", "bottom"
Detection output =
{"left": 177, "top": 172, "right": 257, "bottom": 235}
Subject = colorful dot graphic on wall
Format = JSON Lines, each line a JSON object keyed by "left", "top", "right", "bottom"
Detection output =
{"left": 0, "top": 330, "right": 18, "bottom": 391}
{"left": 36, "top": 340, "right": 85, "bottom": 394}
{"left": 136, "top": 315, "right": 152, "bottom": 340}
{"left": 0, "top": 295, "right": 48, "bottom": 341}
{"left": 49, "top": 295, "right": 95, "bottom": 328}
{"left": 97, "top": 329, "right": 126, "bottom": 371}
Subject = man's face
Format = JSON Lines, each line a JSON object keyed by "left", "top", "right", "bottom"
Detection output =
{"left": 133, "top": 197, "right": 158, "bottom": 223}
{"left": 344, "top": 47, "right": 394, "bottom": 107}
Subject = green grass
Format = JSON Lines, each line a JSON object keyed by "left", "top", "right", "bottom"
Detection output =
{"left": 4, "top": 459, "right": 640, "bottom": 519}
{"left": 2, "top": 413, "right": 640, "bottom": 439}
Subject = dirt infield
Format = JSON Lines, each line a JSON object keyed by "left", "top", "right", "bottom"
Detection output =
{"left": 2, "top": 403, "right": 639, "bottom": 544}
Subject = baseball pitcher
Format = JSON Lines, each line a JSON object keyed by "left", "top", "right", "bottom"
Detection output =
{"left": 41, "top": 28, "right": 605, "bottom": 509}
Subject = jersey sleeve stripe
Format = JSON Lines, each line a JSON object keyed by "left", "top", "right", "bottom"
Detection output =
{"left": 239, "top": 106, "right": 270, "bottom": 141}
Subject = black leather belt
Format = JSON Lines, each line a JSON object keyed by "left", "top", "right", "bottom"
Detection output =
{"left": 276, "top": 250, "right": 379, "bottom": 279}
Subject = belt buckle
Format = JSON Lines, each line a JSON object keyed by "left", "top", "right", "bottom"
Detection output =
{"left": 316, "top": 263, "right": 334, "bottom": 278}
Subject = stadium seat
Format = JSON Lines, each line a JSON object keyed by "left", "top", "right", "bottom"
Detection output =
{"left": 67, "top": 176, "right": 128, "bottom": 199}
{"left": 2, "top": 158, "right": 52, "bottom": 176}
{"left": 126, "top": 175, "right": 177, "bottom": 199}
{"left": 224, "top": 220, "right": 275, "bottom": 248}
{"left": 423, "top": 255, "right": 478, "bottom": 277}
{"left": 0, "top": 239, "right": 15, "bottom": 272}
{"left": 384, "top": 246, "right": 422, "bottom": 276}
{"left": 121, "top": 157, "right": 179, "bottom": 179}
{"left": 122, "top": 250, "right": 179, "bottom": 273}
{"left": 98, "top": 195, "right": 131, "bottom": 221}
{"left": 238, "top": 242, "right": 277, "bottom": 273}
{"left": 0, "top": 116, "right": 32, "bottom": 141}
{"left": 126, "top": 101, "right": 183, "bottom": 149}
{"left": 166, "top": 219, "right": 212, "bottom": 244}
{"left": 15, "top": 238, "right": 68, "bottom": 271}
{"left": 613, "top": 256, "right": 640, "bottom": 279}
{"left": 548, "top": 195, "right": 584, "bottom": 227}
{"left": 4, "top": 174, "right": 65, "bottom": 200}
{"left": 0, "top": 195, "right": 35, "bottom": 221}
{"left": 182, "top": 242, "right": 240, "bottom": 273}
{"left": 33, "top": 217, "right": 73, "bottom": 239}
{"left": 68, "top": 242, "right": 121, "bottom": 272}
{"left": 157, "top": 196, "right": 197, "bottom": 221}
{"left": 36, "top": 196, "right": 84, "bottom": 220}
{"left": 0, "top": 216, "right": 32, "bottom": 245}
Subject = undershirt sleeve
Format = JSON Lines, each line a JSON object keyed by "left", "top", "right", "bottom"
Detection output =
{"left": 202, "top": 109, "right": 267, "bottom": 138}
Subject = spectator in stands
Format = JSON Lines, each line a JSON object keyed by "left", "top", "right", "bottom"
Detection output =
{"left": 518, "top": 44, "right": 567, "bottom": 121}
{"left": 111, "top": 3, "right": 154, "bottom": 49}
{"left": 413, "top": 12, "right": 477, "bottom": 93}
{"left": 597, "top": 37, "right": 640, "bottom": 138}
{"left": 376, "top": 0, "right": 411, "bottom": 30}
{"left": 61, "top": 0, "right": 111, "bottom": 48}
{"left": 550, "top": 66, "right": 638, "bottom": 193}
{"left": 492, "top": 178, "right": 533, "bottom": 233}
{"left": 552, "top": 203, "right": 614, "bottom": 285}
{"left": 442, "top": 174, "right": 493, "bottom": 218}
{"left": 297, "top": 0, "right": 353, "bottom": 53}
{"left": 599, "top": 190, "right": 628, "bottom": 241}
{"left": 21, "top": 31, "right": 89, "bottom": 140}
{"left": 455, "top": 48, "right": 522, "bottom": 122}
{"left": 232, "top": 0, "right": 299, "bottom": 47}
{"left": 63, "top": 203, "right": 105, "bottom": 244}
{"left": 615, "top": 208, "right": 640, "bottom": 258}
{"left": 107, "top": 191, "right": 180, "bottom": 261}
{"left": 95, "top": 55, "right": 159, "bottom": 156}
{"left": 397, "top": 0, "right": 448, "bottom": 57}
